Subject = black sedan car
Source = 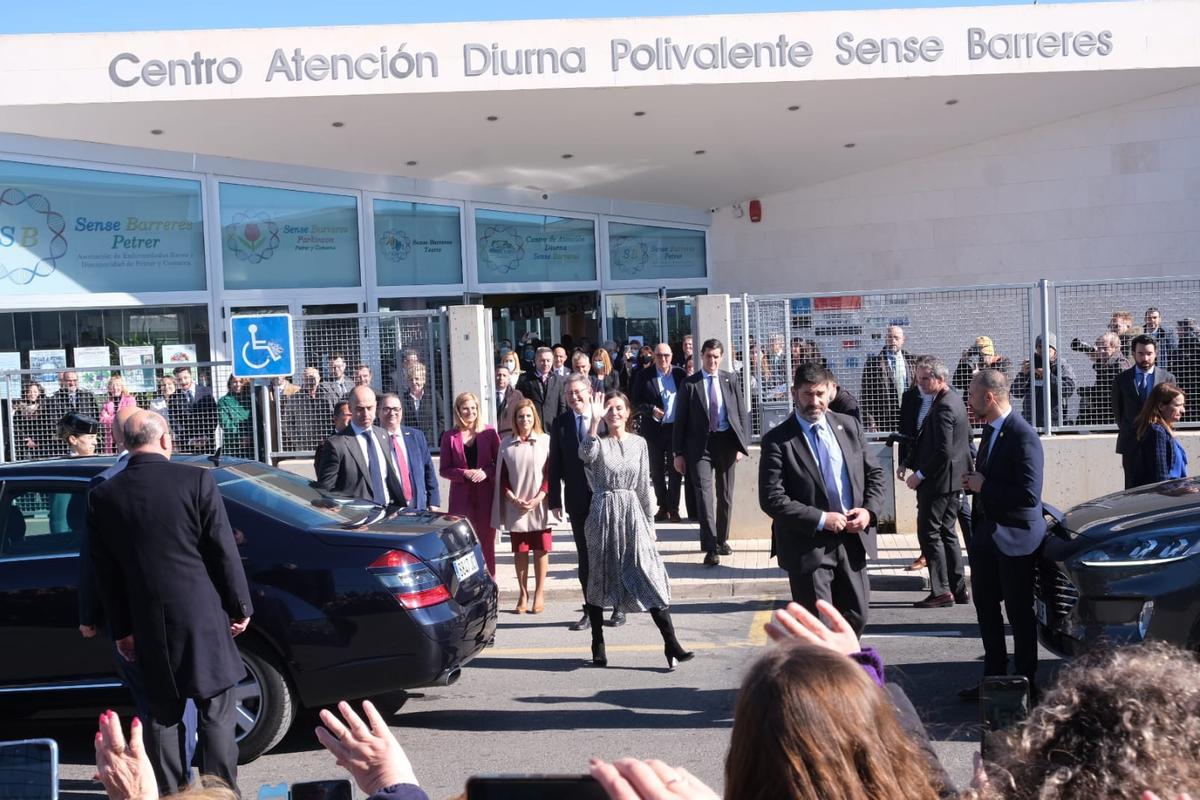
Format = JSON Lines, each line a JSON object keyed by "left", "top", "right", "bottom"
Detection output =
{"left": 0, "top": 456, "right": 497, "bottom": 761}
{"left": 1037, "top": 477, "right": 1200, "bottom": 657}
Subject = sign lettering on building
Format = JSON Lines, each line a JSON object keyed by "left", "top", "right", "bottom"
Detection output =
{"left": 106, "top": 26, "right": 1116, "bottom": 87}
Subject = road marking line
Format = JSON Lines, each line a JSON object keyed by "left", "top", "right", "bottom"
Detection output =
{"left": 863, "top": 631, "right": 963, "bottom": 638}
{"left": 747, "top": 596, "right": 775, "bottom": 646}
{"left": 485, "top": 642, "right": 756, "bottom": 657}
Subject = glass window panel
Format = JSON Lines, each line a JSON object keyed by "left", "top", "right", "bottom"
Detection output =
{"left": 609, "top": 222, "right": 707, "bottom": 281}
{"left": 0, "top": 159, "right": 206, "bottom": 293}
{"left": 373, "top": 200, "right": 462, "bottom": 286}
{"left": 475, "top": 209, "right": 596, "bottom": 284}
{"left": 219, "top": 183, "right": 359, "bottom": 290}
{"left": 606, "top": 293, "right": 661, "bottom": 348}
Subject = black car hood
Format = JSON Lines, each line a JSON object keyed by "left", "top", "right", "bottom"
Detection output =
{"left": 1060, "top": 478, "right": 1200, "bottom": 541}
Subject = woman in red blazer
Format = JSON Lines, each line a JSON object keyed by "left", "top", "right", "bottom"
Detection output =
{"left": 440, "top": 392, "right": 502, "bottom": 576}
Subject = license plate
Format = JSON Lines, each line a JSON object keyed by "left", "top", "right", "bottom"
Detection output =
{"left": 453, "top": 550, "right": 479, "bottom": 582}
{"left": 1034, "top": 598, "right": 1048, "bottom": 626}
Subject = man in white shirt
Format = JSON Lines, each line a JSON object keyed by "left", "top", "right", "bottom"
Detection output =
{"left": 316, "top": 386, "right": 406, "bottom": 508}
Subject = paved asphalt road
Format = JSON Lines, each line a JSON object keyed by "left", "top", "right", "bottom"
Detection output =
{"left": 9, "top": 588, "right": 1065, "bottom": 799}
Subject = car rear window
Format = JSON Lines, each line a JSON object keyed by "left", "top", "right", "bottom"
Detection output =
{"left": 214, "top": 463, "right": 380, "bottom": 528}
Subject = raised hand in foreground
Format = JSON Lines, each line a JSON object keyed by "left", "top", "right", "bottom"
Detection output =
{"left": 94, "top": 710, "right": 158, "bottom": 800}
{"left": 764, "top": 598, "right": 860, "bottom": 657}
{"left": 590, "top": 758, "right": 719, "bottom": 800}
{"left": 315, "top": 700, "right": 419, "bottom": 795}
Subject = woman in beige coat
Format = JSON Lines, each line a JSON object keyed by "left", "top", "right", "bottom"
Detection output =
{"left": 494, "top": 398, "right": 553, "bottom": 614}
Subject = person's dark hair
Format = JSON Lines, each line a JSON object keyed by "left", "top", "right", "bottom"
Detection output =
{"left": 701, "top": 338, "right": 724, "bottom": 355}
{"left": 972, "top": 642, "right": 1200, "bottom": 799}
{"left": 725, "top": 641, "right": 942, "bottom": 800}
{"left": 1131, "top": 333, "right": 1157, "bottom": 352}
{"left": 332, "top": 400, "right": 350, "bottom": 419}
{"left": 600, "top": 389, "right": 636, "bottom": 437}
{"left": 972, "top": 368, "right": 1010, "bottom": 401}
{"left": 172, "top": 365, "right": 193, "bottom": 378}
{"left": 328, "top": 353, "right": 345, "bottom": 363}
{"left": 1135, "top": 382, "right": 1185, "bottom": 440}
{"left": 793, "top": 362, "right": 834, "bottom": 388}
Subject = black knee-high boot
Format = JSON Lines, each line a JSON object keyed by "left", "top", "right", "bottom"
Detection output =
{"left": 586, "top": 604, "right": 606, "bottom": 666}
{"left": 650, "top": 607, "right": 694, "bottom": 670}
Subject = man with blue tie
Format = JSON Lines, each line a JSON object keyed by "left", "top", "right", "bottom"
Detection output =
{"left": 633, "top": 343, "right": 687, "bottom": 523}
{"left": 1112, "top": 334, "right": 1176, "bottom": 489}
{"left": 673, "top": 339, "right": 750, "bottom": 567}
{"left": 959, "top": 369, "right": 1046, "bottom": 701}
{"left": 378, "top": 393, "right": 440, "bottom": 513}
{"left": 758, "top": 362, "right": 885, "bottom": 635}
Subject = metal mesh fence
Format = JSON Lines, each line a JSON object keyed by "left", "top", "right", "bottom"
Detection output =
{"left": 733, "top": 286, "right": 1037, "bottom": 440}
{"left": 268, "top": 310, "right": 449, "bottom": 460}
{"left": 2, "top": 361, "right": 250, "bottom": 463}
{"left": 1053, "top": 277, "right": 1200, "bottom": 431}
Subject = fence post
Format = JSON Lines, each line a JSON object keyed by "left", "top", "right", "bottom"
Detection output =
{"left": 692, "top": 294, "right": 733, "bottom": 372}
{"left": 257, "top": 382, "right": 273, "bottom": 463}
{"left": 1039, "top": 278, "right": 1054, "bottom": 437}
{"left": 1, "top": 374, "right": 11, "bottom": 465}
{"left": 447, "top": 305, "right": 494, "bottom": 426}
{"left": 740, "top": 293, "right": 752, "bottom": 409}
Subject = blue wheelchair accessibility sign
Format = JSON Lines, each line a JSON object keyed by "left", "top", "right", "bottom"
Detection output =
{"left": 230, "top": 314, "right": 295, "bottom": 379}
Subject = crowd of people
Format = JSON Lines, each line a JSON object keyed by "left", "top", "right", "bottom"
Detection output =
{"left": 8, "top": 312, "right": 1197, "bottom": 799}
{"left": 88, "top": 600, "right": 1200, "bottom": 799}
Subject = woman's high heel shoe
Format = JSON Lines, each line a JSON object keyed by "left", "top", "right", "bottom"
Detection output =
{"left": 592, "top": 640, "right": 608, "bottom": 667}
{"left": 664, "top": 645, "right": 695, "bottom": 671}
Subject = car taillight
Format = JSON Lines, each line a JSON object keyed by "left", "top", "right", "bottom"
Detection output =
{"left": 368, "top": 549, "right": 451, "bottom": 609}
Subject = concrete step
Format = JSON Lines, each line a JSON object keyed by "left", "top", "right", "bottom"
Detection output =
{"left": 489, "top": 522, "right": 933, "bottom": 603}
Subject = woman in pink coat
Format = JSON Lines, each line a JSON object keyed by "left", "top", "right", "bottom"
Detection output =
{"left": 439, "top": 392, "right": 502, "bottom": 577}
{"left": 99, "top": 374, "right": 138, "bottom": 453}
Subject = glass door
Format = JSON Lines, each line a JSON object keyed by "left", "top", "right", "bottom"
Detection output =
{"left": 604, "top": 292, "right": 662, "bottom": 350}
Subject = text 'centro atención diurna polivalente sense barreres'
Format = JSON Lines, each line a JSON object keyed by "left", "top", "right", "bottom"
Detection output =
{"left": 107, "top": 27, "right": 1115, "bottom": 87}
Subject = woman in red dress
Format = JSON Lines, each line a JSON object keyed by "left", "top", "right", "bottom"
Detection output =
{"left": 439, "top": 392, "right": 501, "bottom": 576}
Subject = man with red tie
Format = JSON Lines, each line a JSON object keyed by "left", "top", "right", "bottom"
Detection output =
{"left": 673, "top": 338, "right": 750, "bottom": 567}
{"left": 378, "top": 393, "right": 440, "bottom": 513}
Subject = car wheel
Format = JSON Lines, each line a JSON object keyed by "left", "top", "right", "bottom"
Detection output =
{"left": 234, "top": 645, "right": 296, "bottom": 763}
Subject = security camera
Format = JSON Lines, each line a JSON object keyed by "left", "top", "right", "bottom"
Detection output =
{"left": 708, "top": 207, "right": 718, "bottom": 213}
{"left": 542, "top": 193, "right": 549, "bottom": 200}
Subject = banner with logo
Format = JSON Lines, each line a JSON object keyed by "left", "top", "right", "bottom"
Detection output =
{"left": 73, "top": 346, "right": 113, "bottom": 394}
{"left": 28, "top": 349, "right": 67, "bottom": 394}
{"left": 0, "top": 159, "right": 206, "bottom": 295}
{"left": 373, "top": 199, "right": 462, "bottom": 286}
{"left": 475, "top": 209, "right": 596, "bottom": 284}
{"left": 220, "top": 182, "right": 360, "bottom": 290}
{"left": 162, "top": 343, "right": 197, "bottom": 366}
{"left": 609, "top": 222, "right": 706, "bottom": 280}
{"left": 0, "top": 352, "right": 20, "bottom": 400}
{"left": 118, "top": 345, "right": 157, "bottom": 393}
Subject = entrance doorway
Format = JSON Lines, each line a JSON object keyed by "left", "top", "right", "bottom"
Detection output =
{"left": 486, "top": 291, "right": 600, "bottom": 358}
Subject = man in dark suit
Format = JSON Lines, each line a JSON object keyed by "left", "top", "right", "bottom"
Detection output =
{"left": 1113, "top": 334, "right": 1176, "bottom": 489}
{"left": 900, "top": 356, "right": 972, "bottom": 608}
{"left": 758, "top": 362, "right": 885, "bottom": 635}
{"left": 87, "top": 410, "right": 252, "bottom": 793}
{"left": 517, "top": 347, "right": 566, "bottom": 428}
{"left": 494, "top": 365, "right": 524, "bottom": 438}
{"left": 166, "top": 366, "right": 218, "bottom": 453}
{"left": 378, "top": 393, "right": 440, "bottom": 512}
{"left": 860, "top": 325, "right": 916, "bottom": 433}
{"left": 316, "top": 386, "right": 408, "bottom": 509}
{"left": 634, "top": 343, "right": 687, "bottom": 522}
{"left": 960, "top": 369, "right": 1046, "bottom": 700}
{"left": 45, "top": 370, "right": 100, "bottom": 456}
{"left": 547, "top": 374, "right": 623, "bottom": 629}
{"left": 673, "top": 338, "right": 750, "bottom": 566}
{"left": 314, "top": 400, "right": 351, "bottom": 474}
